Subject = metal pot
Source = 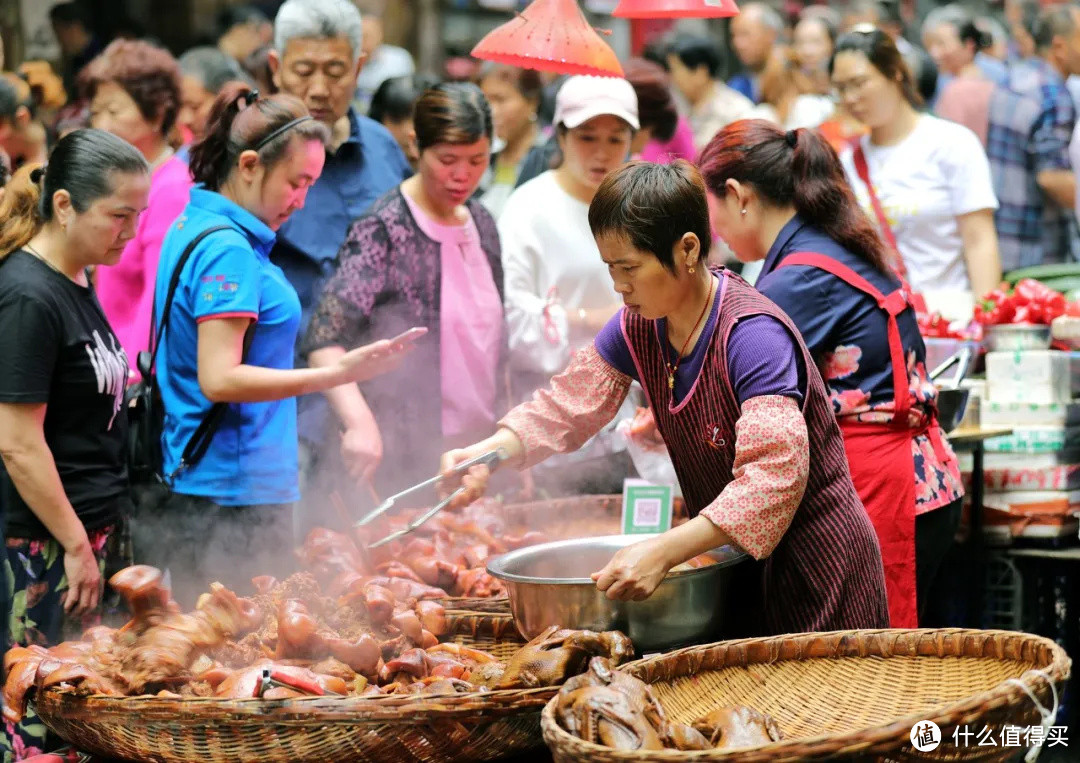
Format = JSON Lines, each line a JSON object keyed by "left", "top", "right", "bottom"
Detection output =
{"left": 487, "top": 535, "right": 747, "bottom": 652}
{"left": 930, "top": 347, "right": 973, "bottom": 433}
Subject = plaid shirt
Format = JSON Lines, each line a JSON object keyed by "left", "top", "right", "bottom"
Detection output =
{"left": 987, "top": 87, "right": 1058, "bottom": 270}
{"left": 995, "top": 59, "right": 1080, "bottom": 269}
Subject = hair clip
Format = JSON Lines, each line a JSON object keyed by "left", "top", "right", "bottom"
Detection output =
{"left": 241, "top": 89, "right": 260, "bottom": 107}
{"left": 29, "top": 165, "right": 47, "bottom": 185}
{"left": 785, "top": 130, "right": 798, "bottom": 149}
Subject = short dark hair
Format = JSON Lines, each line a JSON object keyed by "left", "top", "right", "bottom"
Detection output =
{"left": 0, "top": 77, "right": 20, "bottom": 122}
{"left": 477, "top": 63, "right": 543, "bottom": 105}
{"left": 370, "top": 74, "right": 440, "bottom": 125}
{"left": 179, "top": 47, "right": 251, "bottom": 92}
{"left": 1034, "top": 4, "right": 1079, "bottom": 51}
{"left": 589, "top": 160, "right": 712, "bottom": 271}
{"left": 413, "top": 82, "right": 492, "bottom": 152}
{"left": 48, "top": 2, "right": 91, "bottom": 28}
{"left": 217, "top": 4, "right": 269, "bottom": 37}
{"left": 79, "top": 39, "right": 183, "bottom": 138}
{"left": 667, "top": 34, "right": 724, "bottom": 79}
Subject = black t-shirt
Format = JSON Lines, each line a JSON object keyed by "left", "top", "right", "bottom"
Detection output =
{"left": 0, "top": 251, "right": 131, "bottom": 539}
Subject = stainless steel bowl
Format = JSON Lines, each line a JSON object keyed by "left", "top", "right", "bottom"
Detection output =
{"left": 985, "top": 323, "right": 1052, "bottom": 352}
{"left": 487, "top": 535, "right": 748, "bottom": 653}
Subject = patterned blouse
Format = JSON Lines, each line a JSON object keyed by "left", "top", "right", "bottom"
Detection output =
{"left": 500, "top": 335, "right": 811, "bottom": 561}
{"left": 754, "top": 216, "right": 964, "bottom": 514}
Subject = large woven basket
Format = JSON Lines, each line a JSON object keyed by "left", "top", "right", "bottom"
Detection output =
{"left": 541, "top": 628, "right": 1071, "bottom": 762}
{"left": 34, "top": 612, "right": 555, "bottom": 763}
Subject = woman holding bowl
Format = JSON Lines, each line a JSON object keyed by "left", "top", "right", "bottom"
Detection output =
{"left": 441, "top": 161, "right": 889, "bottom": 637}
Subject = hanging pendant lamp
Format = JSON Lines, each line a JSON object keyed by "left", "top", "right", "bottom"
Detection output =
{"left": 471, "top": 0, "right": 625, "bottom": 78}
{"left": 612, "top": 0, "right": 739, "bottom": 18}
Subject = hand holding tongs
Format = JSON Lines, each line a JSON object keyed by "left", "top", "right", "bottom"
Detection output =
{"left": 356, "top": 449, "right": 506, "bottom": 548}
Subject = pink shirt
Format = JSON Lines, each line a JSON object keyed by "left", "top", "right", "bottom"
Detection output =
{"left": 402, "top": 192, "right": 502, "bottom": 439}
{"left": 96, "top": 154, "right": 193, "bottom": 372}
{"left": 639, "top": 117, "right": 698, "bottom": 164}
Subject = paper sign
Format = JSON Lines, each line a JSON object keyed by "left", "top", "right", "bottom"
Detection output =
{"left": 621, "top": 478, "right": 674, "bottom": 535}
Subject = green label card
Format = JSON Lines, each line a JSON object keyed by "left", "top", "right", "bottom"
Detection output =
{"left": 621, "top": 478, "right": 673, "bottom": 535}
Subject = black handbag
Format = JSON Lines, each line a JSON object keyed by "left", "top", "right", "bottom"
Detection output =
{"left": 126, "top": 225, "right": 254, "bottom": 485}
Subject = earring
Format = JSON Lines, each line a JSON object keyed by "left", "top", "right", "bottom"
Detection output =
{"left": 689, "top": 266, "right": 696, "bottom": 274}
{"left": 529, "top": 112, "right": 538, "bottom": 123}
{"left": 741, "top": 209, "right": 747, "bottom": 216}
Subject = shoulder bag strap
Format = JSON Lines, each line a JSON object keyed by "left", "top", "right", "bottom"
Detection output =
{"left": 851, "top": 142, "right": 907, "bottom": 278}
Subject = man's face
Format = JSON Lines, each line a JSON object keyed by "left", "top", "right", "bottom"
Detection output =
{"left": 274, "top": 37, "right": 360, "bottom": 127}
{"left": 361, "top": 16, "right": 383, "bottom": 58}
{"left": 730, "top": 12, "right": 776, "bottom": 70}
{"left": 51, "top": 22, "right": 83, "bottom": 56}
{"left": 177, "top": 75, "right": 216, "bottom": 140}
{"left": 1063, "top": 10, "right": 1080, "bottom": 77}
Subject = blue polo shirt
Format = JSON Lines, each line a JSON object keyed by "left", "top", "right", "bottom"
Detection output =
{"left": 155, "top": 188, "right": 302, "bottom": 506}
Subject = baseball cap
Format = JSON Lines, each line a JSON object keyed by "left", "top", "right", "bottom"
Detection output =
{"left": 553, "top": 75, "right": 640, "bottom": 131}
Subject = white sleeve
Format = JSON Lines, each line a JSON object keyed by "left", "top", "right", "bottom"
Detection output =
{"left": 940, "top": 122, "right": 999, "bottom": 215}
{"left": 498, "top": 196, "right": 573, "bottom": 376}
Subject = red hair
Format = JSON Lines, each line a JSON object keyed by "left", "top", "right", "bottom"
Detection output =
{"left": 698, "top": 119, "right": 890, "bottom": 274}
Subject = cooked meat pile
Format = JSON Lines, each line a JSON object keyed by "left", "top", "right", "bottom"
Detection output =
{"left": 332, "top": 500, "right": 555, "bottom": 599}
{"left": 3, "top": 565, "right": 633, "bottom": 722}
{"left": 320, "top": 500, "right": 713, "bottom": 600}
{"left": 555, "top": 657, "right": 783, "bottom": 752}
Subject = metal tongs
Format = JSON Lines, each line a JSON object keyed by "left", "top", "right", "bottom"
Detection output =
{"left": 254, "top": 667, "right": 343, "bottom": 698}
{"left": 355, "top": 448, "right": 507, "bottom": 549}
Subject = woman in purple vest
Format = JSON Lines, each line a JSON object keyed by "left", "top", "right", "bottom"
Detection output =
{"left": 441, "top": 160, "right": 889, "bottom": 636}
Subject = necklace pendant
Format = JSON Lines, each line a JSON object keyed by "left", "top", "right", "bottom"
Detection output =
{"left": 668, "top": 374, "right": 675, "bottom": 391}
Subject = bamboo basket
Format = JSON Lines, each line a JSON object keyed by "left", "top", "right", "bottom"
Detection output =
{"left": 34, "top": 612, "right": 556, "bottom": 763}
{"left": 541, "top": 628, "right": 1071, "bottom": 762}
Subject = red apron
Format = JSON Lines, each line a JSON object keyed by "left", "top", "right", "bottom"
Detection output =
{"left": 777, "top": 252, "right": 949, "bottom": 628}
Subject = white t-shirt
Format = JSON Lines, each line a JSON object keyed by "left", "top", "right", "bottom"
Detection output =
{"left": 839, "top": 115, "right": 998, "bottom": 292}
{"left": 498, "top": 170, "right": 620, "bottom": 377}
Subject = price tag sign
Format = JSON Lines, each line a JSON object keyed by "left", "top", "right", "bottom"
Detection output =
{"left": 621, "top": 478, "right": 673, "bottom": 535}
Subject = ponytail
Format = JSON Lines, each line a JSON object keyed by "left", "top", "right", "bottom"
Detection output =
{"left": 699, "top": 119, "right": 891, "bottom": 275}
{"left": 0, "top": 163, "right": 45, "bottom": 258}
{"left": 189, "top": 82, "right": 329, "bottom": 192}
{"left": 189, "top": 82, "right": 256, "bottom": 191}
{"left": 788, "top": 128, "right": 891, "bottom": 274}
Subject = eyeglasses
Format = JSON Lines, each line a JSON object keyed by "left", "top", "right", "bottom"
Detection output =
{"left": 832, "top": 75, "right": 875, "bottom": 98}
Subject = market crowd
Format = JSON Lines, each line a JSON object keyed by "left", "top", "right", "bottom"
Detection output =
{"left": 0, "top": 0, "right": 1078, "bottom": 758}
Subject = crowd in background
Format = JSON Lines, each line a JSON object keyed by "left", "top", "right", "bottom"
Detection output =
{"left": 0, "top": 0, "right": 1079, "bottom": 758}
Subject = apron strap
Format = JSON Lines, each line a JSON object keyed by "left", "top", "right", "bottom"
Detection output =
{"left": 777, "top": 251, "right": 914, "bottom": 427}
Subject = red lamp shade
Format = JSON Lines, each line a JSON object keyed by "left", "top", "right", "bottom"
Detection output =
{"left": 613, "top": 0, "right": 739, "bottom": 18}
{"left": 471, "top": 0, "right": 624, "bottom": 78}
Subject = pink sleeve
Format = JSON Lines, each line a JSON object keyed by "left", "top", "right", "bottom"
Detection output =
{"left": 96, "top": 159, "right": 192, "bottom": 366}
{"left": 500, "top": 345, "right": 632, "bottom": 468}
{"left": 700, "top": 395, "right": 809, "bottom": 560}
